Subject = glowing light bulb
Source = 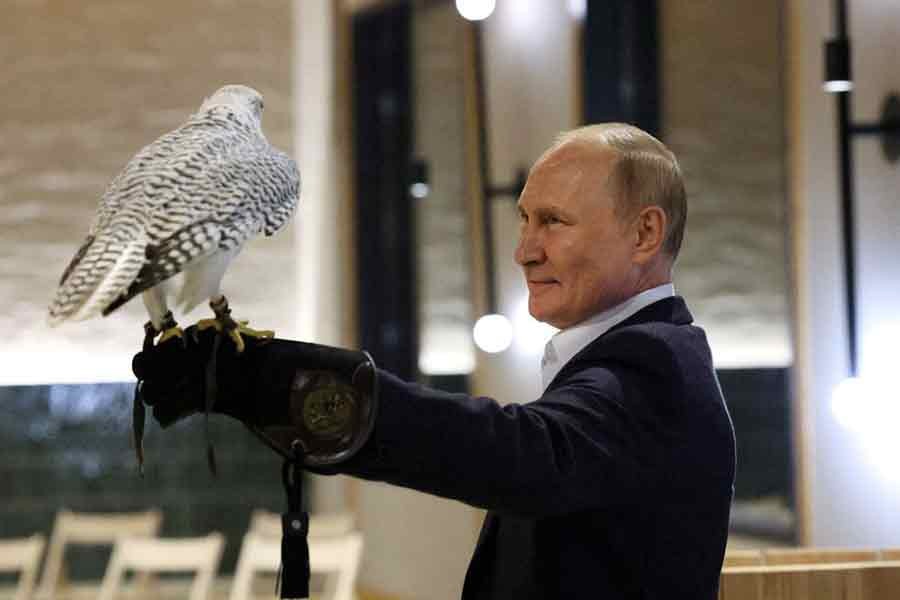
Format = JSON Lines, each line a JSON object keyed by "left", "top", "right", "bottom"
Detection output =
{"left": 831, "top": 377, "right": 870, "bottom": 432}
{"left": 455, "top": 0, "right": 495, "bottom": 21}
{"left": 409, "top": 182, "right": 429, "bottom": 199}
{"left": 473, "top": 313, "right": 513, "bottom": 353}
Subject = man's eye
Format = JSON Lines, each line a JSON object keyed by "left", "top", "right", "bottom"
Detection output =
{"left": 544, "top": 215, "right": 561, "bottom": 225}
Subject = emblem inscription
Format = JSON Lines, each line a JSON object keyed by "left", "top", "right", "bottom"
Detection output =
{"left": 302, "top": 379, "right": 356, "bottom": 440}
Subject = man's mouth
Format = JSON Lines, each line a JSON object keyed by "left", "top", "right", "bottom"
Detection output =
{"left": 527, "top": 279, "right": 558, "bottom": 292}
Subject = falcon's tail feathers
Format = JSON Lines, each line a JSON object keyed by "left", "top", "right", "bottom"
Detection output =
{"left": 47, "top": 234, "right": 148, "bottom": 326}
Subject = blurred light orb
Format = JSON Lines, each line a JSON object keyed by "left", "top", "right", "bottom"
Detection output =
{"left": 831, "top": 376, "right": 869, "bottom": 431}
{"left": 831, "top": 375, "right": 900, "bottom": 483}
{"left": 473, "top": 313, "right": 513, "bottom": 353}
{"left": 567, "top": 0, "right": 587, "bottom": 21}
{"left": 831, "top": 375, "right": 900, "bottom": 434}
{"left": 456, "top": 0, "right": 495, "bottom": 21}
{"left": 409, "top": 182, "right": 429, "bottom": 199}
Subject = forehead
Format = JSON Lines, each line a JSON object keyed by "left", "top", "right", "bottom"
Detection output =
{"left": 518, "top": 142, "right": 617, "bottom": 210}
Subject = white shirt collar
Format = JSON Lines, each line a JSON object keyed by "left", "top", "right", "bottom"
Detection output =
{"left": 540, "top": 283, "right": 675, "bottom": 392}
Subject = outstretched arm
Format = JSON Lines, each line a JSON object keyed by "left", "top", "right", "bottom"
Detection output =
{"left": 133, "top": 334, "right": 650, "bottom": 517}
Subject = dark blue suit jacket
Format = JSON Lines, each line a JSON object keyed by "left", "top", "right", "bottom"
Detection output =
{"left": 338, "top": 296, "right": 736, "bottom": 599}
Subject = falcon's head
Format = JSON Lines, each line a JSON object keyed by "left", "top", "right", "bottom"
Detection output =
{"left": 200, "top": 84, "right": 264, "bottom": 122}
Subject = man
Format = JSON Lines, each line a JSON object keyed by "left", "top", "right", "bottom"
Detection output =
{"left": 134, "top": 123, "right": 735, "bottom": 599}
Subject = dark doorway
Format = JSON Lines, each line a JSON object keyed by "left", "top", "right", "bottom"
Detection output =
{"left": 352, "top": 3, "right": 418, "bottom": 380}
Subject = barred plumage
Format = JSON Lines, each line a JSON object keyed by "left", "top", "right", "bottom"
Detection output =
{"left": 48, "top": 84, "right": 300, "bottom": 330}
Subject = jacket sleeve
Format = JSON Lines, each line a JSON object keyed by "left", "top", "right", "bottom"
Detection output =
{"left": 324, "top": 367, "right": 656, "bottom": 518}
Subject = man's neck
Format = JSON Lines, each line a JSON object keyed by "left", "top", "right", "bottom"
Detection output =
{"left": 541, "top": 283, "right": 675, "bottom": 391}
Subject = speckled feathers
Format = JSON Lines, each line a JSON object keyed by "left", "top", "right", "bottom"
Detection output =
{"left": 48, "top": 84, "right": 300, "bottom": 327}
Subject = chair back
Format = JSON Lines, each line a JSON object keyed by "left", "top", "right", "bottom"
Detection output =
{"left": 227, "top": 532, "right": 281, "bottom": 600}
{"left": 96, "top": 533, "right": 224, "bottom": 600}
{"left": 310, "top": 533, "right": 364, "bottom": 600}
{"left": 228, "top": 530, "right": 363, "bottom": 600}
{"left": 36, "top": 508, "right": 162, "bottom": 600}
{"left": 247, "top": 509, "right": 281, "bottom": 539}
{"left": 0, "top": 534, "right": 46, "bottom": 600}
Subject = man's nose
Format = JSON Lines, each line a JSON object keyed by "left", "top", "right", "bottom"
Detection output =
{"left": 515, "top": 228, "right": 545, "bottom": 266}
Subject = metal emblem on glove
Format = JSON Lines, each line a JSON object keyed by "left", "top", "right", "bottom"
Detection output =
{"left": 301, "top": 376, "right": 357, "bottom": 440}
{"left": 277, "top": 357, "right": 377, "bottom": 467}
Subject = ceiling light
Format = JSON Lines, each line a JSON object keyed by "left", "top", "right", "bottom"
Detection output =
{"left": 456, "top": 0, "right": 495, "bottom": 22}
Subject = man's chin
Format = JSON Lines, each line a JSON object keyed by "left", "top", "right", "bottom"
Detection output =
{"left": 528, "top": 302, "right": 562, "bottom": 329}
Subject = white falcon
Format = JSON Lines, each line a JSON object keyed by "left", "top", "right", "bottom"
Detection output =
{"left": 48, "top": 84, "right": 300, "bottom": 351}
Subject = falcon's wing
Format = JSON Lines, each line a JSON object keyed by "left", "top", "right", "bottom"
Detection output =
{"left": 50, "top": 106, "right": 299, "bottom": 323}
{"left": 100, "top": 140, "right": 300, "bottom": 316}
{"left": 91, "top": 118, "right": 212, "bottom": 233}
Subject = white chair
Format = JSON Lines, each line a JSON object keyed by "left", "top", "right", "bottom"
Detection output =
{"left": 0, "top": 534, "right": 45, "bottom": 600}
{"left": 308, "top": 533, "right": 363, "bottom": 600}
{"left": 35, "top": 508, "right": 162, "bottom": 600}
{"left": 96, "top": 533, "right": 225, "bottom": 600}
{"left": 228, "top": 530, "right": 363, "bottom": 600}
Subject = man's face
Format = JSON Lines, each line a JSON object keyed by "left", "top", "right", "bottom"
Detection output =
{"left": 514, "top": 143, "right": 639, "bottom": 329}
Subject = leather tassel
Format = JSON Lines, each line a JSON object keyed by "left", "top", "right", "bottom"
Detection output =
{"left": 279, "top": 459, "right": 309, "bottom": 599}
{"left": 279, "top": 511, "right": 310, "bottom": 599}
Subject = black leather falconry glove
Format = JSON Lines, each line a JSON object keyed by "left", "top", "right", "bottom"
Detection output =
{"left": 131, "top": 326, "right": 378, "bottom": 468}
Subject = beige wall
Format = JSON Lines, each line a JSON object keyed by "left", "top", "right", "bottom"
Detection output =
{"left": 0, "top": 0, "right": 297, "bottom": 384}
{"left": 661, "top": 0, "right": 790, "bottom": 368}
{"left": 789, "top": 0, "right": 900, "bottom": 545}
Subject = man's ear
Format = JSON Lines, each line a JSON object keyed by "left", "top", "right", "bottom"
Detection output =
{"left": 633, "top": 206, "right": 667, "bottom": 264}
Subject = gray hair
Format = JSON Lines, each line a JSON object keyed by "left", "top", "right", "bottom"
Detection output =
{"left": 555, "top": 123, "right": 687, "bottom": 259}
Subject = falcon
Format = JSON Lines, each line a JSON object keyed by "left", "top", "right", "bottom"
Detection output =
{"left": 48, "top": 84, "right": 300, "bottom": 352}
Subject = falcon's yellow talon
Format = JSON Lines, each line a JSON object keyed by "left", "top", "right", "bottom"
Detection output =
{"left": 158, "top": 326, "right": 184, "bottom": 344}
{"left": 201, "top": 296, "right": 274, "bottom": 353}
{"left": 196, "top": 318, "right": 222, "bottom": 332}
{"left": 242, "top": 326, "right": 274, "bottom": 339}
{"left": 229, "top": 329, "right": 246, "bottom": 353}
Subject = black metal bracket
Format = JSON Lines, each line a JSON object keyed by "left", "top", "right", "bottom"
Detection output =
{"left": 849, "top": 93, "right": 900, "bottom": 163}
{"left": 472, "top": 22, "right": 527, "bottom": 315}
{"left": 825, "top": 0, "right": 900, "bottom": 378}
